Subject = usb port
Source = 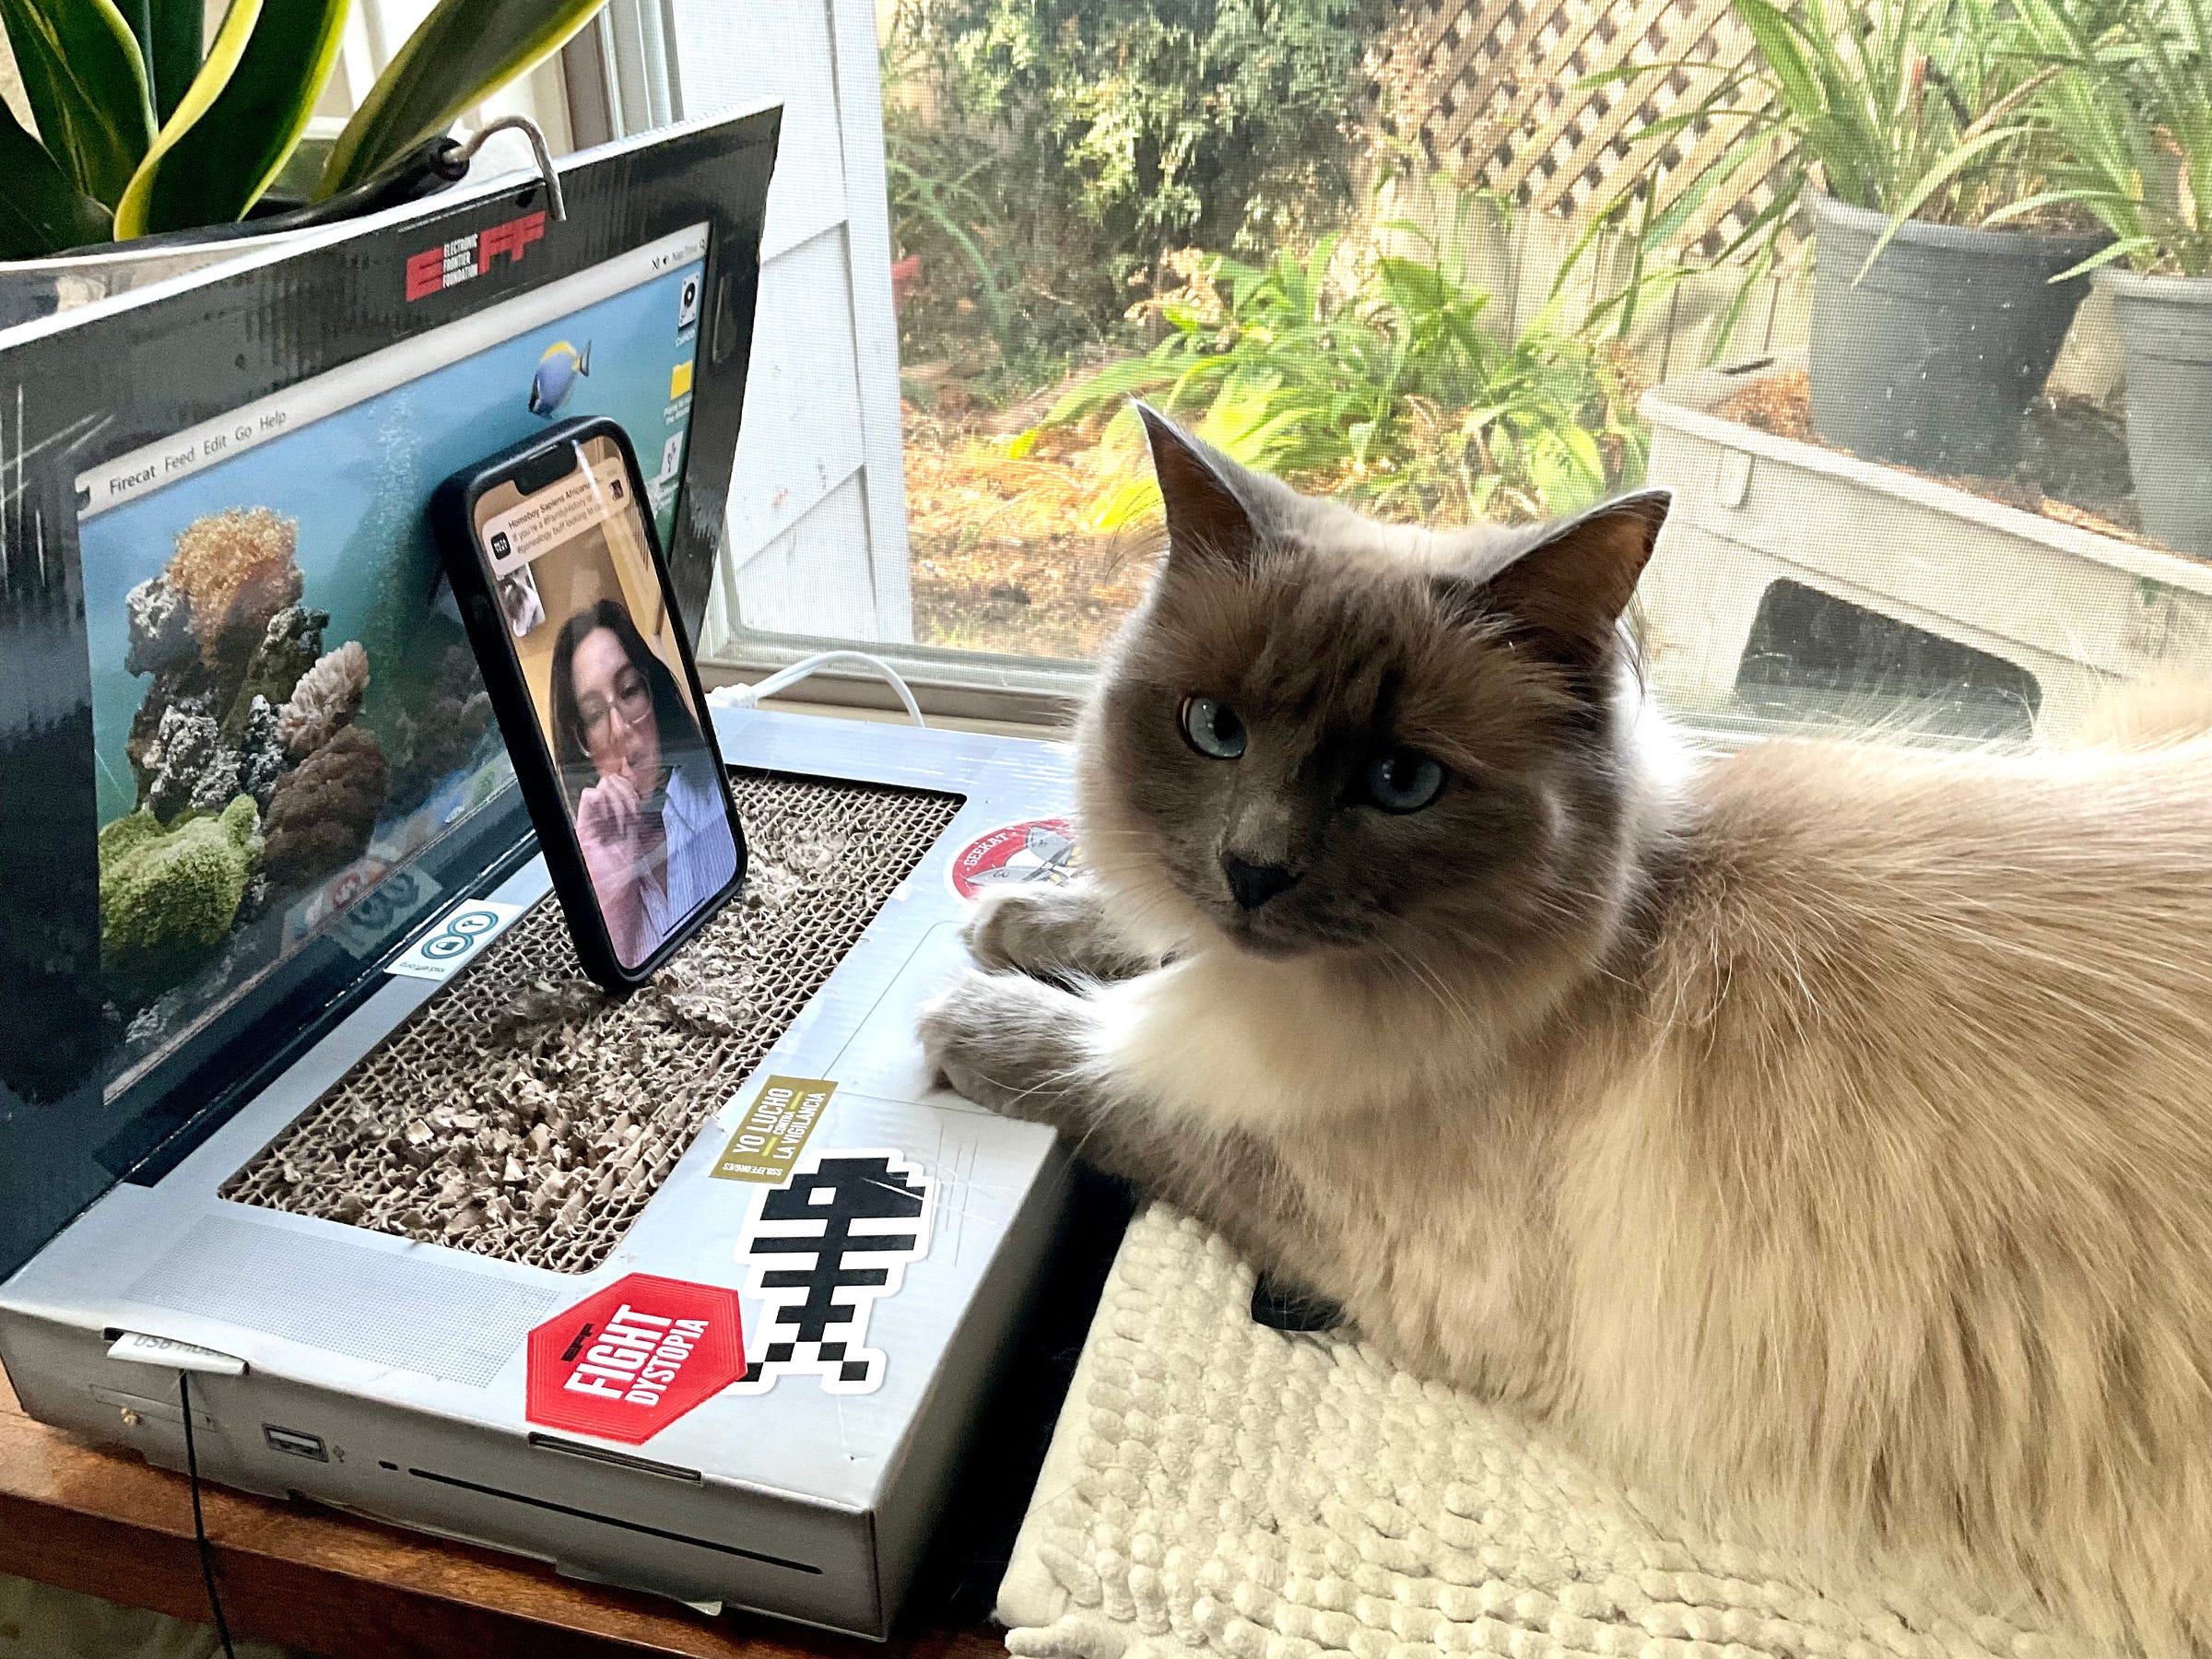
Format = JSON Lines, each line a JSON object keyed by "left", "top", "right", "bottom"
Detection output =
{"left": 264, "top": 1425, "right": 327, "bottom": 1462}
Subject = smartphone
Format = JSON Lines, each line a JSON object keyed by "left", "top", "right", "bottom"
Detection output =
{"left": 432, "top": 418, "right": 747, "bottom": 990}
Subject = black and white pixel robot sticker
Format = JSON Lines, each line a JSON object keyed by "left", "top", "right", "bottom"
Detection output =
{"left": 730, "top": 1147, "right": 935, "bottom": 1394}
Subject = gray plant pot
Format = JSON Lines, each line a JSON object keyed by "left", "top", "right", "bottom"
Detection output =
{"left": 2100, "top": 270, "right": 2212, "bottom": 559}
{"left": 0, "top": 135, "right": 355, "bottom": 333}
{"left": 1808, "top": 193, "right": 2109, "bottom": 472}
{"left": 0, "top": 233, "right": 327, "bottom": 332}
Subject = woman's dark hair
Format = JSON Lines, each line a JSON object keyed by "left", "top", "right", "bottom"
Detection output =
{"left": 547, "top": 598, "right": 703, "bottom": 807}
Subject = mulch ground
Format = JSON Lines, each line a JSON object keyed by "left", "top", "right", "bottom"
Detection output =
{"left": 1715, "top": 369, "right": 2167, "bottom": 553}
{"left": 900, "top": 400, "right": 1160, "bottom": 660}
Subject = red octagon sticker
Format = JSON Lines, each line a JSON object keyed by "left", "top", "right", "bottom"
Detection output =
{"left": 526, "top": 1275, "right": 746, "bottom": 1445}
{"left": 947, "top": 817, "right": 1078, "bottom": 900}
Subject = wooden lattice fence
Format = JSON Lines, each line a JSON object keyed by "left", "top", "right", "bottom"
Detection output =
{"left": 1364, "top": 0, "right": 1800, "bottom": 258}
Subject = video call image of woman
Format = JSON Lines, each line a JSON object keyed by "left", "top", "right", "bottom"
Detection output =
{"left": 548, "top": 598, "right": 739, "bottom": 968}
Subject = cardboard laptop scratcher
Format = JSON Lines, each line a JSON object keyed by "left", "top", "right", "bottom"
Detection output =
{"left": 0, "top": 108, "right": 1075, "bottom": 1637}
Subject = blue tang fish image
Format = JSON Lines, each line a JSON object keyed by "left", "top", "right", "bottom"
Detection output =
{"left": 529, "top": 340, "right": 591, "bottom": 416}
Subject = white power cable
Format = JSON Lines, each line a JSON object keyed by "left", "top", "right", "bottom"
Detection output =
{"left": 708, "top": 651, "right": 927, "bottom": 727}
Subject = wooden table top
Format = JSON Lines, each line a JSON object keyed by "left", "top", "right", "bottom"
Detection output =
{"left": 0, "top": 1172, "right": 1131, "bottom": 1659}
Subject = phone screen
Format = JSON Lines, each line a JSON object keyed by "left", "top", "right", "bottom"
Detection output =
{"left": 471, "top": 430, "right": 740, "bottom": 971}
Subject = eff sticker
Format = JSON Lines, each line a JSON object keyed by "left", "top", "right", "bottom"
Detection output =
{"left": 385, "top": 899, "right": 528, "bottom": 981}
{"left": 404, "top": 209, "right": 545, "bottom": 302}
{"left": 712, "top": 1076, "right": 835, "bottom": 1183}
{"left": 525, "top": 1275, "right": 747, "bottom": 1444}
{"left": 731, "top": 1148, "right": 935, "bottom": 1395}
{"left": 947, "top": 818, "right": 1078, "bottom": 900}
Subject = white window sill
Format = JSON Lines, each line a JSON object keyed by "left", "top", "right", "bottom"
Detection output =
{"left": 699, "top": 636, "right": 1088, "bottom": 733}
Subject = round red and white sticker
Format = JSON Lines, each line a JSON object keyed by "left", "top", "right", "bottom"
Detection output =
{"left": 947, "top": 817, "right": 1078, "bottom": 900}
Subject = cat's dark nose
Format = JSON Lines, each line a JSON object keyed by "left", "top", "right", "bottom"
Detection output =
{"left": 1222, "top": 854, "right": 1300, "bottom": 911}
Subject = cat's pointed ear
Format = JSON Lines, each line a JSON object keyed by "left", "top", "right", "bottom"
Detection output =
{"left": 1467, "top": 489, "right": 1671, "bottom": 663}
{"left": 1137, "top": 400, "right": 1257, "bottom": 572}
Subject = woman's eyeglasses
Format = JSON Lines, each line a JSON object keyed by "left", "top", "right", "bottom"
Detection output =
{"left": 579, "top": 667, "right": 653, "bottom": 743}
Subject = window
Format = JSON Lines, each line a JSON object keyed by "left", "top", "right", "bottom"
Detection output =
{"left": 626, "top": 0, "right": 2212, "bottom": 744}
{"left": 1736, "top": 580, "right": 2044, "bottom": 743}
{"left": 309, "top": 1, "right": 579, "bottom": 151}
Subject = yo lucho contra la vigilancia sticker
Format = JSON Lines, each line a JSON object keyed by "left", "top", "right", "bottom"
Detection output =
{"left": 731, "top": 1146, "right": 935, "bottom": 1395}
{"left": 711, "top": 1075, "right": 834, "bottom": 1183}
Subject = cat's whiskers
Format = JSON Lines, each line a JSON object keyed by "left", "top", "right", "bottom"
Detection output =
{"left": 939, "top": 407, "right": 2212, "bottom": 1649}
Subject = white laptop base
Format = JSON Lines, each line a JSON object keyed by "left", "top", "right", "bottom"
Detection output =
{"left": 0, "top": 711, "right": 1079, "bottom": 1640}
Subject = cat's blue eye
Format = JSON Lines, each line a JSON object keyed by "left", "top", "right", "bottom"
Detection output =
{"left": 1181, "top": 696, "right": 1246, "bottom": 759}
{"left": 1365, "top": 750, "right": 1444, "bottom": 813}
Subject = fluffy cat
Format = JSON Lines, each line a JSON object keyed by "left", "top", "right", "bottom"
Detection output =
{"left": 919, "top": 406, "right": 2212, "bottom": 1653}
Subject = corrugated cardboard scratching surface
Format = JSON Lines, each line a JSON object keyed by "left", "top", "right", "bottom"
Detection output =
{"left": 224, "top": 771, "right": 962, "bottom": 1274}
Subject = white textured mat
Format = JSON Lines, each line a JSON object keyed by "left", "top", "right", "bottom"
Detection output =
{"left": 997, "top": 1207, "right": 2066, "bottom": 1659}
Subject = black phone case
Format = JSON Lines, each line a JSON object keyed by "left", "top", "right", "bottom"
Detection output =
{"left": 430, "top": 416, "right": 748, "bottom": 992}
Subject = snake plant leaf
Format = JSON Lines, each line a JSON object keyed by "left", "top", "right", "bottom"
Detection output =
{"left": 119, "top": 2, "right": 157, "bottom": 93}
{"left": 117, "top": 0, "right": 353, "bottom": 236}
{"left": 0, "top": 91, "right": 113, "bottom": 257}
{"left": 317, "top": 0, "right": 607, "bottom": 199}
{"left": 0, "top": 0, "right": 155, "bottom": 206}
{"left": 121, "top": 0, "right": 215, "bottom": 123}
{"left": 110, "top": 0, "right": 263, "bottom": 237}
{"left": 116, "top": 1, "right": 201, "bottom": 120}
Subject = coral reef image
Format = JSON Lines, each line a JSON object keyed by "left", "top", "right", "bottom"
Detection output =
{"left": 102, "top": 510, "right": 311, "bottom": 1006}
{"left": 99, "top": 797, "right": 265, "bottom": 1006}
{"left": 276, "top": 641, "right": 370, "bottom": 759}
{"left": 168, "top": 508, "right": 304, "bottom": 666}
{"left": 264, "top": 724, "right": 389, "bottom": 888}
{"left": 98, "top": 503, "right": 479, "bottom": 1028}
{"left": 383, "top": 645, "right": 494, "bottom": 814}
{"left": 77, "top": 258, "right": 704, "bottom": 1081}
{"left": 226, "top": 605, "right": 329, "bottom": 739}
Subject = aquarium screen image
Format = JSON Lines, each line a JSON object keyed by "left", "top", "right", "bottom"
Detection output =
{"left": 77, "top": 225, "right": 710, "bottom": 1095}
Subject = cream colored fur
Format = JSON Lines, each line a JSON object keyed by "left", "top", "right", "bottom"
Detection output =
{"left": 1065, "top": 711, "right": 2212, "bottom": 1653}
{"left": 919, "top": 410, "right": 2212, "bottom": 1650}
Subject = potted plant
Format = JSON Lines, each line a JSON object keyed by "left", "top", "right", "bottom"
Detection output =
{"left": 2001, "top": 0, "right": 2211, "bottom": 557}
{"left": 1, "top": 0, "right": 606, "bottom": 325}
{"left": 1603, "top": 0, "right": 2111, "bottom": 471}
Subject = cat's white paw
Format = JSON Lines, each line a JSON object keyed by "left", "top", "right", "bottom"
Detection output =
{"left": 918, "top": 968, "right": 1086, "bottom": 1119}
{"left": 963, "top": 886, "right": 1074, "bottom": 972}
{"left": 961, "top": 882, "right": 1154, "bottom": 982}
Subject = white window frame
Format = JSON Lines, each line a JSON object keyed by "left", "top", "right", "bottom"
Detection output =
{"left": 559, "top": 0, "right": 1092, "bottom": 727}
